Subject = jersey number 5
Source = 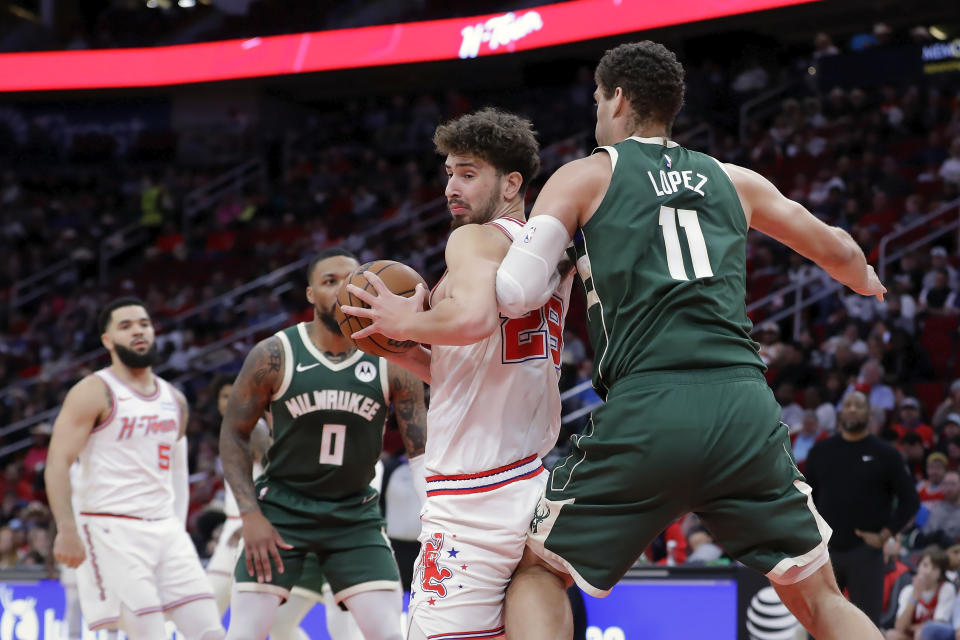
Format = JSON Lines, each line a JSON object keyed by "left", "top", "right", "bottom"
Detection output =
{"left": 501, "top": 296, "right": 564, "bottom": 367}
{"left": 659, "top": 206, "right": 713, "bottom": 281}
{"left": 158, "top": 443, "right": 171, "bottom": 470}
{"left": 319, "top": 424, "right": 346, "bottom": 466}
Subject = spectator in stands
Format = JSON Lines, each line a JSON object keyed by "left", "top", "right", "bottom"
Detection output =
{"left": 937, "top": 415, "right": 960, "bottom": 456}
{"left": 939, "top": 137, "right": 960, "bottom": 185}
{"left": 812, "top": 32, "right": 840, "bottom": 59}
{"left": 844, "top": 360, "right": 897, "bottom": 413}
{"left": 792, "top": 409, "right": 827, "bottom": 472}
{"left": 924, "top": 247, "right": 959, "bottom": 291}
{"left": 22, "top": 421, "right": 51, "bottom": 486}
{"left": 919, "top": 269, "right": 959, "bottom": 316}
{"left": 894, "top": 397, "right": 936, "bottom": 448}
{"left": 775, "top": 380, "right": 804, "bottom": 431}
{"left": 921, "top": 472, "right": 960, "bottom": 547}
{"left": 902, "top": 432, "right": 930, "bottom": 482}
{"left": 805, "top": 385, "right": 838, "bottom": 433}
{"left": 919, "top": 453, "right": 950, "bottom": 507}
{"left": 935, "top": 384, "right": 960, "bottom": 430}
{"left": 806, "top": 390, "right": 920, "bottom": 625}
{"left": 755, "top": 320, "right": 784, "bottom": 365}
{"left": 880, "top": 535, "right": 912, "bottom": 630}
{"left": 685, "top": 527, "right": 723, "bottom": 565}
{"left": 0, "top": 526, "right": 20, "bottom": 568}
{"left": 888, "top": 546, "right": 955, "bottom": 640}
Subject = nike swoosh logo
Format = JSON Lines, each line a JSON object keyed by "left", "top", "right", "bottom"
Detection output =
{"left": 296, "top": 363, "right": 321, "bottom": 372}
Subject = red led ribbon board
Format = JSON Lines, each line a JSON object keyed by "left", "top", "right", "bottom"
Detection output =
{"left": 0, "top": 0, "right": 817, "bottom": 91}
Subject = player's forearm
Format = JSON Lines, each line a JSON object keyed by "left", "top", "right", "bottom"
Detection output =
{"left": 819, "top": 227, "right": 869, "bottom": 291}
{"left": 219, "top": 423, "right": 260, "bottom": 515}
{"left": 401, "top": 298, "right": 497, "bottom": 346}
{"left": 385, "top": 346, "right": 432, "bottom": 385}
{"left": 44, "top": 458, "right": 78, "bottom": 532}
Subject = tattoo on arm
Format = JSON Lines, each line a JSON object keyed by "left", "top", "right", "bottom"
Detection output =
{"left": 390, "top": 364, "right": 427, "bottom": 457}
{"left": 253, "top": 339, "right": 283, "bottom": 386}
{"left": 220, "top": 338, "right": 281, "bottom": 514}
{"left": 101, "top": 383, "right": 113, "bottom": 424}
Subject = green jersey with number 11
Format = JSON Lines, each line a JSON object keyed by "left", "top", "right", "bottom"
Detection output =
{"left": 266, "top": 323, "right": 389, "bottom": 499}
{"left": 574, "top": 136, "right": 764, "bottom": 398}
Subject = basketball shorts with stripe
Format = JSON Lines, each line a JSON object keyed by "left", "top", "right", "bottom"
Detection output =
{"left": 527, "top": 366, "right": 832, "bottom": 597}
{"left": 76, "top": 514, "right": 214, "bottom": 630}
{"left": 408, "top": 459, "right": 547, "bottom": 640}
{"left": 233, "top": 480, "right": 400, "bottom": 603}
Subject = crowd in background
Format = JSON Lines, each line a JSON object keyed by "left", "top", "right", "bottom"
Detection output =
{"left": 1, "top": 15, "right": 960, "bottom": 634}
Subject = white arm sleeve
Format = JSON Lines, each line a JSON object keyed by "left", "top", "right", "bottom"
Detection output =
{"left": 496, "top": 215, "right": 571, "bottom": 318}
{"left": 172, "top": 437, "right": 189, "bottom": 525}
{"left": 408, "top": 454, "right": 427, "bottom": 506}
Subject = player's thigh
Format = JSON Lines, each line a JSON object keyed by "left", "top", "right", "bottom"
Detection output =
{"left": 695, "top": 378, "right": 830, "bottom": 584}
{"left": 532, "top": 378, "right": 707, "bottom": 595}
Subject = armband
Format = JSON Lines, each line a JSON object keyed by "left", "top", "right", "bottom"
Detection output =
{"left": 496, "top": 215, "right": 571, "bottom": 318}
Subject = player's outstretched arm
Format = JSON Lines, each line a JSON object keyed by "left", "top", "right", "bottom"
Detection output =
{"left": 46, "top": 375, "right": 109, "bottom": 568}
{"left": 220, "top": 336, "right": 291, "bottom": 582}
{"left": 727, "top": 163, "right": 886, "bottom": 300}
{"left": 344, "top": 224, "right": 508, "bottom": 345}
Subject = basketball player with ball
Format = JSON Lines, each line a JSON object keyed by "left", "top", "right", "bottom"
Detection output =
{"left": 219, "top": 248, "right": 428, "bottom": 640}
{"left": 341, "top": 108, "right": 573, "bottom": 640}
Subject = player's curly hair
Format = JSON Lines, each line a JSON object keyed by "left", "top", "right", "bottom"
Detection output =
{"left": 433, "top": 108, "right": 540, "bottom": 194}
{"left": 595, "top": 41, "right": 685, "bottom": 134}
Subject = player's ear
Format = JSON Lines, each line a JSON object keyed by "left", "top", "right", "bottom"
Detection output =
{"left": 101, "top": 332, "right": 112, "bottom": 351}
{"left": 612, "top": 86, "right": 627, "bottom": 117}
{"left": 502, "top": 171, "right": 523, "bottom": 201}
{"left": 306, "top": 286, "right": 315, "bottom": 305}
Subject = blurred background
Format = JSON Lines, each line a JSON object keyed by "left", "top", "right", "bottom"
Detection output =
{"left": 1, "top": 0, "right": 960, "bottom": 638}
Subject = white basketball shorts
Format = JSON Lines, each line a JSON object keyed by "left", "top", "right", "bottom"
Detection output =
{"left": 408, "top": 455, "right": 546, "bottom": 640}
{"left": 76, "top": 513, "right": 214, "bottom": 630}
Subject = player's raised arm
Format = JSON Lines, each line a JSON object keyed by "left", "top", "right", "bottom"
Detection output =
{"left": 345, "top": 224, "right": 508, "bottom": 346}
{"left": 46, "top": 375, "right": 111, "bottom": 568}
{"left": 727, "top": 163, "right": 886, "bottom": 300}
{"left": 219, "top": 336, "right": 291, "bottom": 582}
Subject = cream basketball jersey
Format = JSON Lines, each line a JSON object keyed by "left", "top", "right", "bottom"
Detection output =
{"left": 78, "top": 368, "right": 181, "bottom": 519}
{"left": 426, "top": 216, "right": 573, "bottom": 476}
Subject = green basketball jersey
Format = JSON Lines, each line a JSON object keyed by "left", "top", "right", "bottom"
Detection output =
{"left": 574, "top": 136, "right": 763, "bottom": 397}
{"left": 265, "top": 323, "right": 389, "bottom": 500}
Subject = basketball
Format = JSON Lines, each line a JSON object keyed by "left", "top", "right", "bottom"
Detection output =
{"left": 334, "top": 260, "right": 427, "bottom": 357}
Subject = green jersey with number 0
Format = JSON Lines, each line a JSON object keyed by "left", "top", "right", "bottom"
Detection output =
{"left": 266, "top": 323, "right": 389, "bottom": 499}
{"left": 574, "top": 136, "right": 763, "bottom": 398}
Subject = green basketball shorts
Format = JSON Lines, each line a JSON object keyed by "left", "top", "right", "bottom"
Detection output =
{"left": 234, "top": 479, "right": 401, "bottom": 603}
{"left": 528, "top": 366, "right": 831, "bottom": 596}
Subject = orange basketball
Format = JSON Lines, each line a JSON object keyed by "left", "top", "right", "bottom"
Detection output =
{"left": 334, "top": 260, "right": 427, "bottom": 357}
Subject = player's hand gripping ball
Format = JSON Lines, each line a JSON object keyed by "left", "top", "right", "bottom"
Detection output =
{"left": 334, "top": 260, "right": 427, "bottom": 357}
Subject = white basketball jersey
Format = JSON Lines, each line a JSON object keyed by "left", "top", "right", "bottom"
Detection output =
{"left": 426, "top": 216, "right": 573, "bottom": 476}
{"left": 77, "top": 368, "right": 182, "bottom": 519}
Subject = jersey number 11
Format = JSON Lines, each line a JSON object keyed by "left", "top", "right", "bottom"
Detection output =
{"left": 658, "top": 206, "right": 713, "bottom": 281}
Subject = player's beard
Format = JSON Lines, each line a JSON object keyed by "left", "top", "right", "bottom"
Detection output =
{"left": 318, "top": 303, "right": 342, "bottom": 336}
{"left": 114, "top": 342, "right": 158, "bottom": 369}
{"left": 449, "top": 184, "right": 500, "bottom": 230}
